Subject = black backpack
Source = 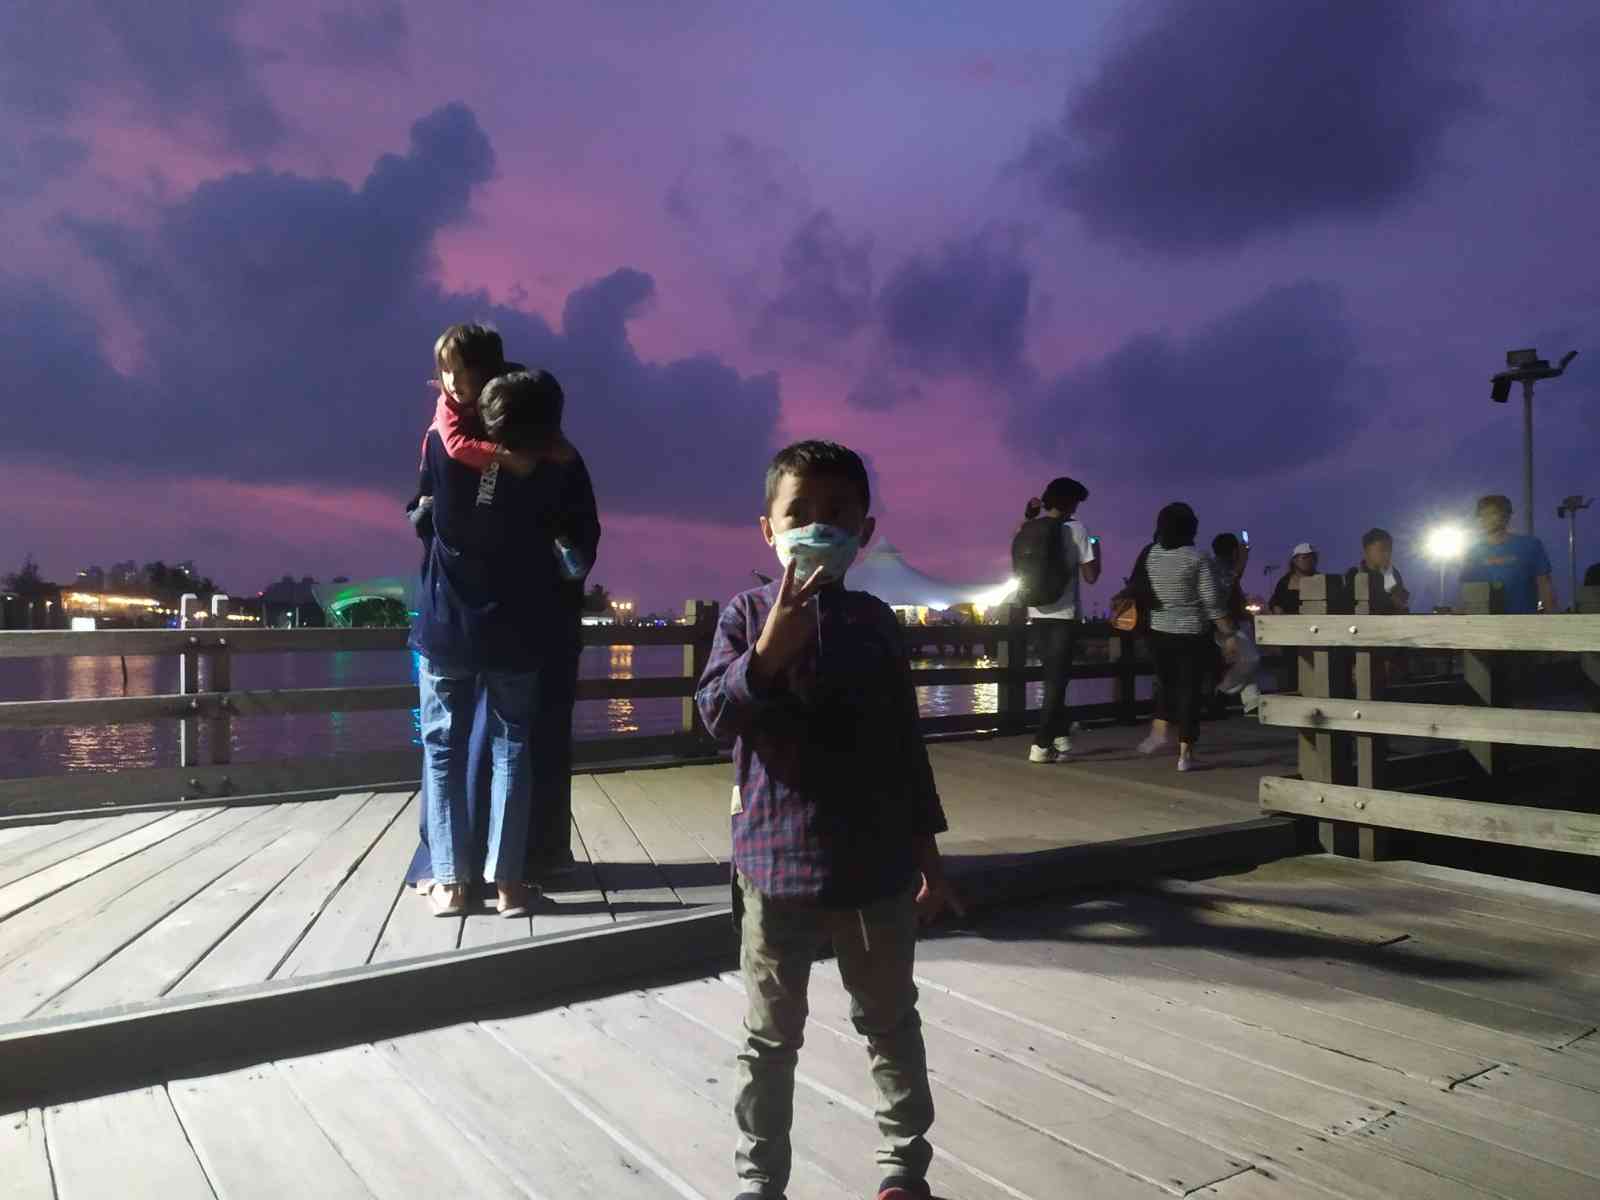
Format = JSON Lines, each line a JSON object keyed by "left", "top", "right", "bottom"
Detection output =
{"left": 1011, "top": 517, "right": 1071, "bottom": 608}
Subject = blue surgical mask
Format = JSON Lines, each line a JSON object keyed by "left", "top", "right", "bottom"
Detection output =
{"left": 773, "top": 523, "right": 861, "bottom": 584}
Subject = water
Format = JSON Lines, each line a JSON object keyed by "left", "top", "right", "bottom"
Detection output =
{"left": 0, "top": 647, "right": 1156, "bottom": 780}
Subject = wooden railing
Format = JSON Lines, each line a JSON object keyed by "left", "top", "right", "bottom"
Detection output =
{"left": 0, "top": 602, "right": 1152, "bottom": 819}
{"left": 1255, "top": 576, "right": 1600, "bottom": 860}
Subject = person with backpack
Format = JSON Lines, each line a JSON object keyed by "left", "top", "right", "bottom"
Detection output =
{"left": 1012, "top": 477, "right": 1100, "bottom": 763}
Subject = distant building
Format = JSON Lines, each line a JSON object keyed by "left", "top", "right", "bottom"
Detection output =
{"left": 107, "top": 560, "right": 141, "bottom": 589}
{"left": 261, "top": 575, "right": 325, "bottom": 627}
{"left": 76, "top": 565, "right": 106, "bottom": 590}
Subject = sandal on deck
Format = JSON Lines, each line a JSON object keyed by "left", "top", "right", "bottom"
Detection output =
{"left": 428, "top": 883, "right": 468, "bottom": 917}
{"left": 496, "top": 882, "right": 537, "bottom": 918}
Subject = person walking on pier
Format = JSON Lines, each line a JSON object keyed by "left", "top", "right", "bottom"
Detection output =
{"left": 697, "top": 439, "right": 962, "bottom": 1200}
{"left": 409, "top": 369, "right": 593, "bottom": 918}
{"left": 1137, "top": 503, "right": 1242, "bottom": 772}
{"left": 1013, "top": 477, "right": 1100, "bottom": 763}
{"left": 1460, "top": 494, "right": 1556, "bottom": 614}
{"left": 1269, "top": 543, "right": 1320, "bottom": 615}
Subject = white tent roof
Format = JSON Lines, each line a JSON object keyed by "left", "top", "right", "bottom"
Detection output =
{"left": 842, "top": 541, "right": 1013, "bottom": 610}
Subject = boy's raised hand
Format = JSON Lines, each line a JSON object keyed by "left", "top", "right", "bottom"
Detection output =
{"left": 750, "top": 556, "right": 827, "bottom": 685}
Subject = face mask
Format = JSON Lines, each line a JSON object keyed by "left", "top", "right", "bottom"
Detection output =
{"left": 773, "top": 523, "right": 861, "bottom": 584}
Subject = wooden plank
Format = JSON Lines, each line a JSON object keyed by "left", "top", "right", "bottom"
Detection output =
{"left": 1140, "top": 877, "right": 1410, "bottom": 947}
{"left": 570, "top": 774, "right": 681, "bottom": 914}
{"left": 1256, "top": 612, "right": 1600, "bottom": 653}
{"left": 1348, "top": 1113, "right": 1596, "bottom": 1200}
{"left": 655, "top": 974, "right": 1205, "bottom": 1200}
{"left": 1260, "top": 695, "right": 1600, "bottom": 751}
{"left": 0, "top": 906, "right": 732, "bottom": 1112}
{"left": 167, "top": 1065, "right": 373, "bottom": 1199}
{"left": 793, "top": 964, "right": 1254, "bottom": 1195}
{"left": 0, "top": 811, "right": 170, "bottom": 891}
{"left": 379, "top": 1023, "right": 679, "bottom": 1200}
{"left": 0, "top": 1109, "right": 54, "bottom": 1200}
{"left": 592, "top": 772, "right": 727, "bottom": 904}
{"left": 483, "top": 1002, "right": 856, "bottom": 1200}
{"left": 1260, "top": 776, "right": 1600, "bottom": 856}
{"left": 0, "top": 803, "right": 311, "bottom": 1021}
{"left": 456, "top": 909, "right": 530, "bottom": 950}
{"left": 1455, "top": 1064, "right": 1600, "bottom": 1128}
{"left": 527, "top": 814, "right": 613, "bottom": 938}
{"left": 1193, "top": 1169, "right": 1354, "bottom": 1200}
{"left": 170, "top": 791, "right": 403, "bottom": 994}
{"left": 0, "top": 811, "right": 212, "bottom": 922}
{"left": 0, "top": 815, "right": 121, "bottom": 877}
{"left": 40, "top": 793, "right": 374, "bottom": 1015}
{"left": 0, "top": 748, "right": 421, "bottom": 817}
{"left": 45, "top": 1086, "right": 214, "bottom": 1200}
{"left": 0, "top": 809, "right": 251, "bottom": 973}
{"left": 369, "top": 871, "right": 463, "bottom": 963}
{"left": 276, "top": 792, "right": 420, "bottom": 977}
{"left": 278, "top": 1046, "right": 525, "bottom": 1198}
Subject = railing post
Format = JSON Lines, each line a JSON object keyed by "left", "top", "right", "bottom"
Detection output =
{"left": 178, "top": 597, "right": 200, "bottom": 771}
{"left": 1351, "top": 572, "right": 1389, "bottom": 860}
{"left": 1297, "top": 574, "right": 1356, "bottom": 854}
{"left": 1460, "top": 581, "right": 1505, "bottom": 777}
{"left": 996, "top": 604, "right": 1029, "bottom": 734}
{"left": 681, "top": 599, "right": 719, "bottom": 741}
{"left": 209, "top": 595, "right": 232, "bottom": 768}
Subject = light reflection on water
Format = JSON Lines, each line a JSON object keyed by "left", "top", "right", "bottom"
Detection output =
{"left": 0, "top": 645, "right": 1165, "bottom": 779}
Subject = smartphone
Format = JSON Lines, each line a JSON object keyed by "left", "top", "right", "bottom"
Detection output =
{"left": 1241, "top": 529, "right": 1251, "bottom": 547}
{"left": 1088, "top": 535, "right": 1100, "bottom": 560}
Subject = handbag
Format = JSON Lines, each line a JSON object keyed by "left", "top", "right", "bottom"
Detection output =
{"left": 1109, "top": 544, "right": 1156, "bottom": 634}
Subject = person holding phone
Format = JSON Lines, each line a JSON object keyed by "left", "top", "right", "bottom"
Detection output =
{"left": 1017, "top": 478, "right": 1100, "bottom": 763}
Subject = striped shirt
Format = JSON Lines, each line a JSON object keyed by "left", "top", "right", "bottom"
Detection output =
{"left": 1146, "top": 545, "right": 1226, "bottom": 635}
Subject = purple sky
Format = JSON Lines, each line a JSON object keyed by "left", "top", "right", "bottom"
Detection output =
{"left": 2, "top": 0, "right": 1597, "bottom": 613}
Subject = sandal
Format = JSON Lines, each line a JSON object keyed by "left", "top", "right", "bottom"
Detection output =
{"left": 428, "top": 883, "right": 468, "bottom": 917}
{"left": 496, "top": 882, "right": 537, "bottom": 918}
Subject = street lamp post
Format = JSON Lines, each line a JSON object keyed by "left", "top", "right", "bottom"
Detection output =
{"left": 1557, "top": 495, "right": 1592, "bottom": 612}
{"left": 1425, "top": 526, "right": 1467, "bottom": 612}
{"left": 1490, "top": 348, "right": 1578, "bottom": 536}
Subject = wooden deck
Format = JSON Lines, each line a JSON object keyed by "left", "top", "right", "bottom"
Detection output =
{"left": 0, "top": 722, "right": 1295, "bottom": 1027}
{"left": 7, "top": 852, "right": 1599, "bottom": 1199}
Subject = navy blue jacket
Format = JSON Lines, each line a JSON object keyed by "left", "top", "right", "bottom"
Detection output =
{"left": 408, "top": 431, "right": 600, "bottom": 671}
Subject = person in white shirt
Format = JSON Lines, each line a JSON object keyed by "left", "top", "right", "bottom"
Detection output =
{"left": 1022, "top": 477, "right": 1100, "bottom": 763}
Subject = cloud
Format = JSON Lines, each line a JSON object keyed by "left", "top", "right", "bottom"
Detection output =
{"left": 878, "top": 227, "right": 1033, "bottom": 381}
{"left": 0, "top": 133, "right": 89, "bottom": 199}
{"left": 310, "top": 1, "right": 410, "bottom": 68}
{"left": 846, "top": 370, "right": 923, "bottom": 414}
{"left": 0, "top": 0, "right": 285, "bottom": 153}
{"left": 1008, "top": 280, "right": 1378, "bottom": 484}
{"left": 750, "top": 210, "right": 874, "bottom": 353}
{"left": 665, "top": 132, "right": 812, "bottom": 234}
{"left": 2, "top": 105, "right": 781, "bottom": 525}
{"left": 1017, "top": 0, "right": 1480, "bottom": 254}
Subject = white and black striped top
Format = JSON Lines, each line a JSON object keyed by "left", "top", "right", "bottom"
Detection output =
{"left": 1146, "top": 545, "right": 1226, "bottom": 635}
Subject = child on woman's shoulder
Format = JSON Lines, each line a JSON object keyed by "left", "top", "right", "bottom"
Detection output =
{"left": 695, "top": 438, "right": 962, "bottom": 1200}
{"left": 425, "top": 323, "right": 538, "bottom": 476}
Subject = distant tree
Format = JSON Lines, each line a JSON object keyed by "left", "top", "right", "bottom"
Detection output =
{"left": 340, "top": 597, "right": 409, "bottom": 628}
{"left": 2, "top": 554, "right": 46, "bottom": 595}
{"left": 582, "top": 583, "right": 612, "bottom": 615}
{"left": 140, "top": 561, "right": 223, "bottom": 603}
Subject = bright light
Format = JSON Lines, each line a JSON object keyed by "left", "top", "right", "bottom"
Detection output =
{"left": 1425, "top": 525, "right": 1467, "bottom": 561}
{"left": 972, "top": 578, "right": 1020, "bottom": 610}
{"left": 70, "top": 617, "right": 97, "bottom": 631}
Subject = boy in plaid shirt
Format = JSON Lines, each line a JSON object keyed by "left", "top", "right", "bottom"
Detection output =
{"left": 696, "top": 440, "right": 962, "bottom": 1200}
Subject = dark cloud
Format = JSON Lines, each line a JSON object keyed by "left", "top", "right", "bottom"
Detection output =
{"left": 846, "top": 370, "right": 922, "bottom": 414}
{"left": 3, "top": 105, "right": 781, "bottom": 525}
{"left": 1018, "top": 0, "right": 1480, "bottom": 254}
{"left": 0, "top": 133, "right": 89, "bottom": 199}
{"left": 0, "top": 0, "right": 284, "bottom": 152}
{"left": 664, "top": 133, "right": 810, "bottom": 233}
{"left": 1008, "top": 280, "right": 1377, "bottom": 484}
{"left": 750, "top": 210, "right": 874, "bottom": 352}
{"left": 878, "top": 228, "right": 1032, "bottom": 380}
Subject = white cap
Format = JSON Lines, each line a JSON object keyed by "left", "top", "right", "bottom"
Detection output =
{"left": 1291, "top": 542, "right": 1317, "bottom": 557}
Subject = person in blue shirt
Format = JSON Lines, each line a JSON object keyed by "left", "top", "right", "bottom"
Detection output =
{"left": 1459, "top": 494, "right": 1556, "bottom": 614}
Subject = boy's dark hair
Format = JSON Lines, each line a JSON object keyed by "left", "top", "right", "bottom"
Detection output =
{"left": 764, "top": 440, "right": 871, "bottom": 514}
{"left": 1362, "top": 527, "right": 1393, "bottom": 548}
{"left": 1476, "top": 494, "right": 1513, "bottom": 517}
{"left": 480, "top": 370, "right": 565, "bottom": 451}
{"left": 433, "top": 323, "right": 505, "bottom": 376}
{"left": 1212, "top": 532, "right": 1240, "bottom": 559}
{"left": 1154, "top": 501, "right": 1199, "bottom": 551}
{"left": 1040, "top": 477, "right": 1089, "bottom": 511}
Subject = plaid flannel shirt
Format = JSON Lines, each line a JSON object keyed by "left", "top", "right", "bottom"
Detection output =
{"left": 696, "top": 580, "right": 948, "bottom": 908}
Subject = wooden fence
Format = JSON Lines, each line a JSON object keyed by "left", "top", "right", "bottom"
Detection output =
{"left": 1255, "top": 577, "right": 1600, "bottom": 861}
{"left": 0, "top": 604, "right": 1152, "bottom": 820}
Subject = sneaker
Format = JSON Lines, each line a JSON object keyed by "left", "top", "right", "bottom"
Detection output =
{"left": 1052, "top": 735, "right": 1073, "bottom": 757}
{"left": 1027, "top": 744, "right": 1057, "bottom": 764}
{"left": 1177, "top": 754, "right": 1195, "bottom": 772}
{"left": 877, "top": 1176, "right": 932, "bottom": 1200}
{"left": 1136, "top": 731, "right": 1169, "bottom": 756}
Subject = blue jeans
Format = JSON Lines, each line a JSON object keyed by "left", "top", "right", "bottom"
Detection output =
{"left": 417, "top": 656, "right": 538, "bottom": 885}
